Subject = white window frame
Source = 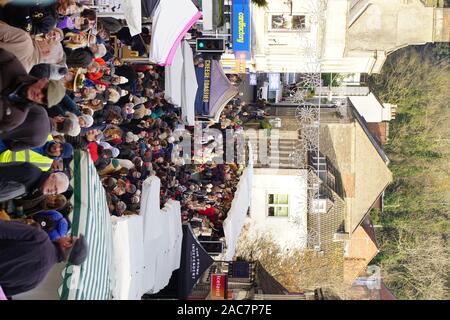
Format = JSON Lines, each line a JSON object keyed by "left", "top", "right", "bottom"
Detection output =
{"left": 268, "top": 13, "right": 309, "bottom": 32}
{"left": 267, "top": 193, "right": 289, "bottom": 217}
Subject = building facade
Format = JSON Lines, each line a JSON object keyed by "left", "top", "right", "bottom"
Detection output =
{"left": 251, "top": 0, "right": 449, "bottom": 74}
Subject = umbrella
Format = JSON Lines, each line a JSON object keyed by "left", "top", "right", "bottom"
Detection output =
{"left": 58, "top": 151, "right": 114, "bottom": 300}
{"left": 122, "top": 0, "right": 142, "bottom": 37}
{"left": 144, "top": 224, "right": 215, "bottom": 299}
{"left": 208, "top": 60, "right": 239, "bottom": 121}
{"left": 149, "top": 0, "right": 202, "bottom": 66}
{"left": 194, "top": 59, "right": 239, "bottom": 122}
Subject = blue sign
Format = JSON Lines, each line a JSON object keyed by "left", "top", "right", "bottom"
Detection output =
{"left": 232, "top": 0, "right": 251, "bottom": 59}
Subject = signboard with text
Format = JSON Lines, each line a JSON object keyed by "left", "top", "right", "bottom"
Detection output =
{"left": 210, "top": 274, "right": 228, "bottom": 300}
{"left": 234, "top": 52, "right": 247, "bottom": 74}
{"left": 232, "top": 0, "right": 251, "bottom": 59}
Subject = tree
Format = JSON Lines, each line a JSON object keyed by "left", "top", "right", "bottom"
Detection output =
{"left": 369, "top": 46, "right": 450, "bottom": 300}
{"left": 378, "top": 231, "right": 450, "bottom": 300}
{"left": 235, "top": 224, "right": 348, "bottom": 297}
{"left": 251, "top": 0, "right": 268, "bottom": 8}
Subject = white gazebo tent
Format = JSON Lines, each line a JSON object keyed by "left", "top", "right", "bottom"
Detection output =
{"left": 149, "top": 0, "right": 202, "bottom": 66}
{"left": 165, "top": 40, "right": 197, "bottom": 126}
{"left": 11, "top": 153, "right": 183, "bottom": 300}
{"left": 222, "top": 159, "right": 253, "bottom": 261}
{"left": 94, "top": 0, "right": 142, "bottom": 37}
{"left": 111, "top": 176, "right": 183, "bottom": 299}
{"left": 13, "top": 151, "right": 115, "bottom": 300}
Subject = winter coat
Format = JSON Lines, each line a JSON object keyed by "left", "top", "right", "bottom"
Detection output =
{"left": 0, "top": 3, "right": 58, "bottom": 35}
{"left": 0, "top": 162, "right": 46, "bottom": 202}
{"left": 0, "top": 220, "right": 64, "bottom": 297}
{"left": 0, "top": 49, "right": 51, "bottom": 151}
{"left": 0, "top": 23, "right": 63, "bottom": 72}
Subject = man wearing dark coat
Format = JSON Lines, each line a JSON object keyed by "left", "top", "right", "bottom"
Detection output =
{"left": 0, "top": 162, "right": 70, "bottom": 202}
{"left": 0, "top": 220, "right": 88, "bottom": 297}
{"left": 0, "top": 1, "right": 58, "bottom": 35}
{"left": 0, "top": 49, "right": 65, "bottom": 151}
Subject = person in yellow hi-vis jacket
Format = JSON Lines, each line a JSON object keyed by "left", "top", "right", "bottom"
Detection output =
{"left": 0, "top": 135, "right": 73, "bottom": 171}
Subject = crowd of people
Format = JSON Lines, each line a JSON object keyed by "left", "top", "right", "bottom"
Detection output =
{"left": 0, "top": 0, "right": 259, "bottom": 297}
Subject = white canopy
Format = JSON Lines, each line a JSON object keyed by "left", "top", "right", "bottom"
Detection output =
{"left": 152, "top": 200, "right": 183, "bottom": 291}
{"left": 141, "top": 177, "right": 183, "bottom": 294}
{"left": 122, "top": 0, "right": 142, "bottom": 37}
{"left": 164, "top": 40, "right": 197, "bottom": 126}
{"left": 95, "top": 0, "right": 142, "bottom": 37}
{"left": 164, "top": 44, "right": 184, "bottom": 107}
{"left": 110, "top": 176, "right": 183, "bottom": 299}
{"left": 149, "top": 0, "right": 202, "bottom": 66}
{"left": 111, "top": 215, "right": 145, "bottom": 300}
{"left": 181, "top": 40, "right": 197, "bottom": 126}
{"left": 222, "top": 161, "right": 253, "bottom": 261}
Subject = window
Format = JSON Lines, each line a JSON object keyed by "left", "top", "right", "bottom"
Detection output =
{"left": 292, "top": 15, "right": 306, "bottom": 30}
{"left": 270, "top": 14, "right": 307, "bottom": 31}
{"left": 268, "top": 194, "right": 289, "bottom": 217}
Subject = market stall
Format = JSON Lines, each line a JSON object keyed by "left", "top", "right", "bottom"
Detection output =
{"left": 59, "top": 150, "right": 115, "bottom": 300}
{"left": 222, "top": 159, "right": 253, "bottom": 261}
{"left": 149, "top": 0, "right": 202, "bottom": 66}
{"left": 195, "top": 59, "right": 239, "bottom": 122}
{"left": 143, "top": 224, "right": 215, "bottom": 299}
{"left": 165, "top": 40, "right": 197, "bottom": 126}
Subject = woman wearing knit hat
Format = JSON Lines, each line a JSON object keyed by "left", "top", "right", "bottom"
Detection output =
{"left": 78, "top": 114, "right": 94, "bottom": 128}
{"left": 32, "top": 210, "right": 69, "bottom": 241}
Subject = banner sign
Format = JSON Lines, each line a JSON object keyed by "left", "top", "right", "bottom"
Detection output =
{"left": 195, "top": 59, "right": 213, "bottom": 116}
{"left": 234, "top": 52, "right": 247, "bottom": 74}
{"left": 211, "top": 274, "right": 228, "bottom": 300}
{"left": 232, "top": 0, "right": 251, "bottom": 59}
{"left": 202, "top": 59, "right": 212, "bottom": 103}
